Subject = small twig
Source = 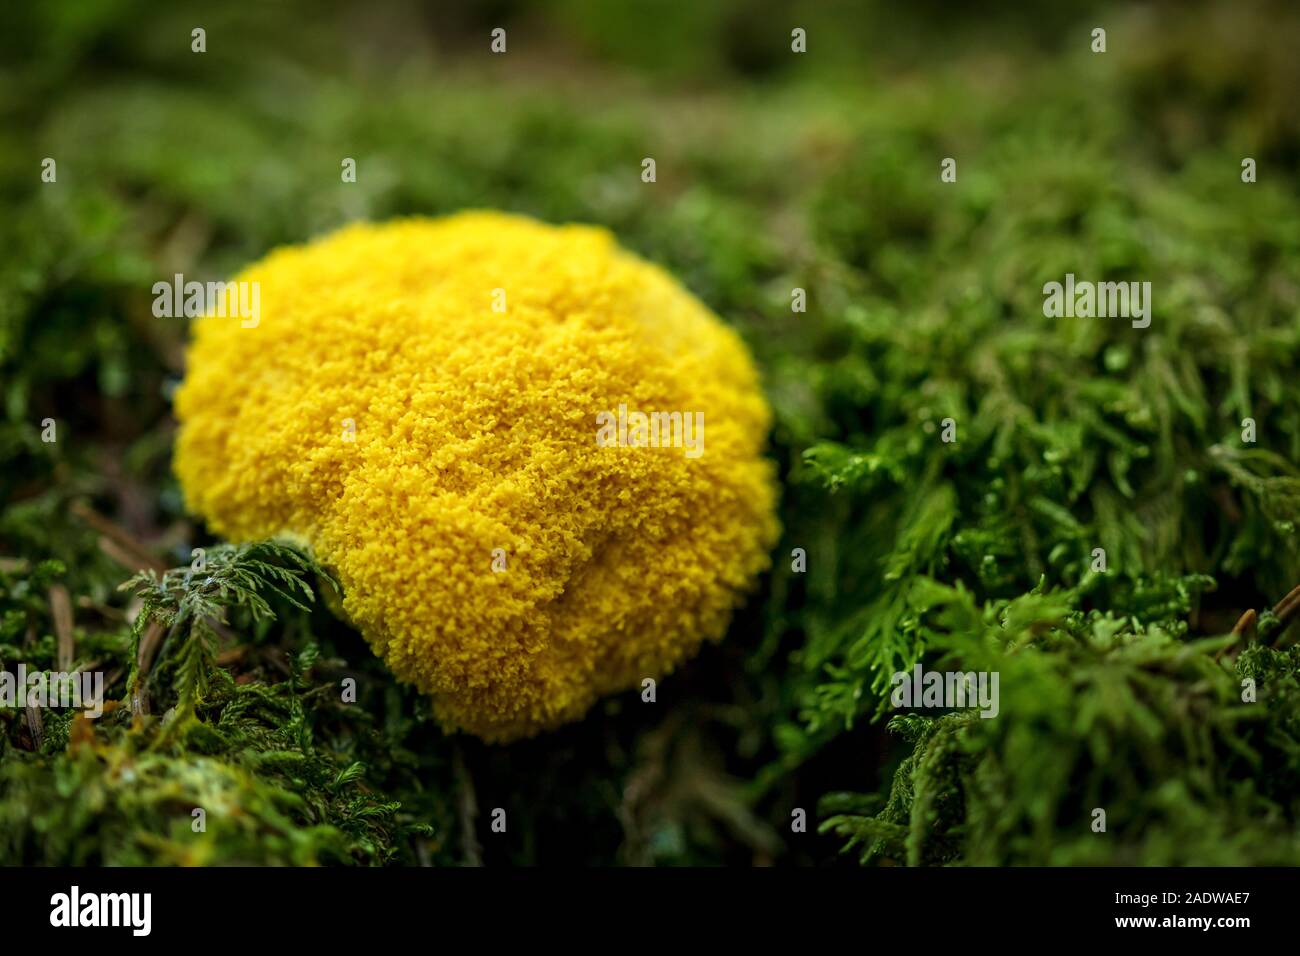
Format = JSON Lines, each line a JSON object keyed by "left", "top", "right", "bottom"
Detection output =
{"left": 15, "top": 623, "right": 45, "bottom": 749}
{"left": 1272, "top": 584, "right": 1300, "bottom": 626}
{"left": 1224, "top": 584, "right": 1300, "bottom": 655}
{"left": 453, "top": 744, "right": 483, "bottom": 867}
{"left": 1219, "top": 607, "right": 1257, "bottom": 661}
{"left": 129, "top": 619, "right": 167, "bottom": 716}
{"left": 97, "top": 536, "right": 151, "bottom": 573}
{"left": 137, "top": 619, "right": 167, "bottom": 680}
{"left": 49, "top": 584, "right": 75, "bottom": 671}
{"left": 215, "top": 647, "right": 248, "bottom": 667}
{"left": 1268, "top": 583, "right": 1300, "bottom": 647}
{"left": 24, "top": 705, "right": 44, "bottom": 750}
{"left": 70, "top": 501, "right": 167, "bottom": 573}
{"left": 1231, "top": 608, "right": 1257, "bottom": 640}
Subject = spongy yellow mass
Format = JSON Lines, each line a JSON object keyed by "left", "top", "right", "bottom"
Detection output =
{"left": 174, "top": 212, "right": 779, "bottom": 741}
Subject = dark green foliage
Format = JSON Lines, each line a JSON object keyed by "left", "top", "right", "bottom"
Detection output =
{"left": 1, "top": 545, "right": 437, "bottom": 865}
{"left": 819, "top": 580, "right": 1300, "bottom": 865}
{"left": 1, "top": 0, "right": 1299, "bottom": 865}
{"left": 122, "top": 542, "right": 323, "bottom": 722}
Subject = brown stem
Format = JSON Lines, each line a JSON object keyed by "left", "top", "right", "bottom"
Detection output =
{"left": 70, "top": 501, "right": 167, "bottom": 573}
{"left": 1231, "top": 608, "right": 1257, "bottom": 640}
{"left": 453, "top": 744, "right": 483, "bottom": 867}
{"left": 49, "top": 584, "right": 75, "bottom": 671}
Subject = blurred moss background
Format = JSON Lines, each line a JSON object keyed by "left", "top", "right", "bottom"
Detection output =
{"left": 2, "top": 0, "right": 1300, "bottom": 865}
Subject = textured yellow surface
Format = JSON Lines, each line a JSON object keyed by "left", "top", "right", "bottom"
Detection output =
{"left": 174, "top": 212, "right": 779, "bottom": 741}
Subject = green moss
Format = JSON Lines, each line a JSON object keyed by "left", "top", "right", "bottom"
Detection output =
{"left": 820, "top": 581, "right": 1300, "bottom": 865}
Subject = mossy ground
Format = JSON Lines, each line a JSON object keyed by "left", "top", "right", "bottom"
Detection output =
{"left": 2, "top": 0, "right": 1299, "bottom": 865}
